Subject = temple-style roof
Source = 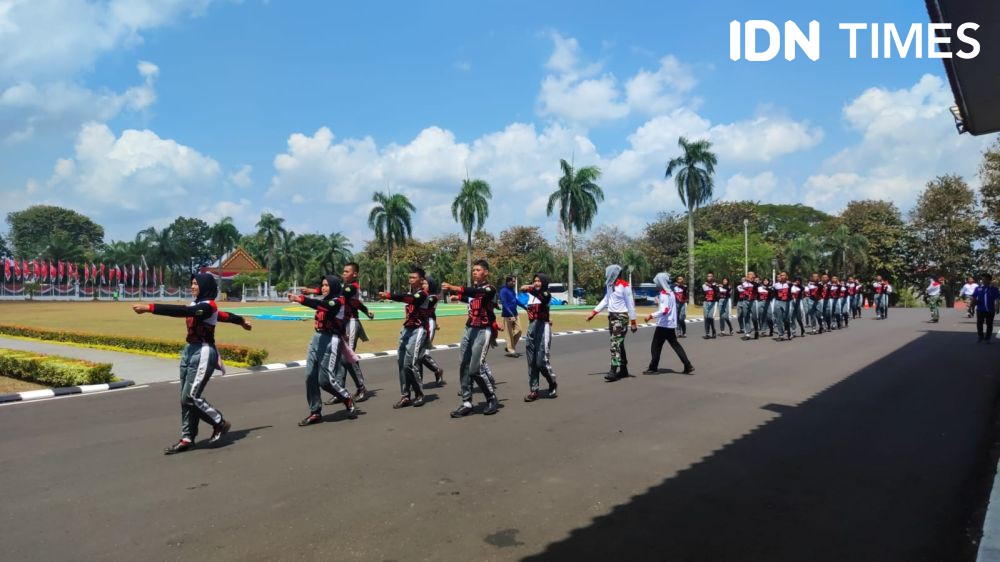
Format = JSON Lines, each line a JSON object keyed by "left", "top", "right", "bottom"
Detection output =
{"left": 203, "top": 247, "right": 267, "bottom": 278}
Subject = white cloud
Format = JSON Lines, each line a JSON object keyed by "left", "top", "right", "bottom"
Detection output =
{"left": 709, "top": 115, "right": 824, "bottom": 163}
{"left": 719, "top": 171, "right": 798, "bottom": 204}
{"left": 803, "top": 74, "right": 990, "bottom": 212}
{"left": 228, "top": 164, "right": 253, "bottom": 188}
{"left": 624, "top": 55, "right": 698, "bottom": 115}
{"left": 39, "top": 122, "right": 220, "bottom": 216}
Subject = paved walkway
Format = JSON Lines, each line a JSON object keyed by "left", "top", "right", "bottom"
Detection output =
{"left": 0, "top": 336, "right": 210, "bottom": 384}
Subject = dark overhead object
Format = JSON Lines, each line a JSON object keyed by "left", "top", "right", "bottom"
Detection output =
{"left": 926, "top": 0, "right": 1000, "bottom": 135}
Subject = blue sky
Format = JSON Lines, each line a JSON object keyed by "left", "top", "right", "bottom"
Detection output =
{"left": 0, "top": 0, "right": 993, "bottom": 247}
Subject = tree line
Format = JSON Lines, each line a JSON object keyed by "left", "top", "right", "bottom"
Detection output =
{"left": 3, "top": 137, "right": 998, "bottom": 304}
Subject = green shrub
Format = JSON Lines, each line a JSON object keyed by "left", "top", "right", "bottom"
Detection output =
{"left": 0, "top": 324, "right": 268, "bottom": 367}
{"left": 0, "top": 349, "right": 114, "bottom": 387}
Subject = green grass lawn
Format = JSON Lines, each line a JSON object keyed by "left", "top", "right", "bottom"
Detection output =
{"left": 0, "top": 300, "right": 694, "bottom": 363}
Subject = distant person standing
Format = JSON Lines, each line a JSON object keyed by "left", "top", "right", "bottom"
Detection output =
{"left": 961, "top": 276, "right": 979, "bottom": 319}
{"left": 927, "top": 276, "right": 943, "bottom": 323}
{"left": 972, "top": 275, "right": 1000, "bottom": 343}
{"left": 673, "top": 275, "right": 689, "bottom": 338}
{"left": 500, "top": 276, "right": 524, "bottom": 358}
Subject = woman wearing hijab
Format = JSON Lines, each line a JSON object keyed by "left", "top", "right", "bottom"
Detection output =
{"left": 418, "top": 276, "right": 446, "bottom": 387}
{"left": 717, "top": 277, "right": 735, "bottom": 336}
{"left": 587, "top": 264, "right": 638, "bottom": 382}
{"left": 643, "top": 272, "right": 694, "bottom": 375}
{"left": 289, "top": 275, "right": 361, "bottom": 426}
{"left": 521, "top": 272, "right": 558, "bottom": 401}
{"left": 133, "top": 273, "right": 252, "bottom": 455}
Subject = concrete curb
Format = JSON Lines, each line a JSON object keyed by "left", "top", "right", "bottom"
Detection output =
{"left": 0, "top": 380, "right": 135, "bottom": 404}
{"left": 237, "top": 319, "right": 718, "bottom": 376}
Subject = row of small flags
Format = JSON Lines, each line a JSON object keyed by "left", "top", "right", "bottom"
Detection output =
{"left": 2, "top": 259, "right": 165, "bottom": 286}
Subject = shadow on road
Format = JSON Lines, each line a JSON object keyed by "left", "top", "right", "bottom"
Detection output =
{"left": 213, "top": 425, "right": 272, "bottom": 448}
{"left": 525, "top": 330, "right": 1000, "bottom": 562}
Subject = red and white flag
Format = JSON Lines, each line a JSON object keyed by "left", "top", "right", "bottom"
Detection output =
{"left": 49, "top": 262, "right": 56, "bottom": 282}
{"left": 99, "top": 263, "right": 105, "bottom": 284}
{"left": 14, "top": 259, "right": 21, "bottom": 280}
{"left": 4, "top": 258, "right": 10, "bottom": 281}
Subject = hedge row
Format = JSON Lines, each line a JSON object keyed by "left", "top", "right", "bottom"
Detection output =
{"left": 0, "top": 324, "right": 268, "bottom": 367}
{"left": 0, "top": 348, "right": 114, "bottom": 387}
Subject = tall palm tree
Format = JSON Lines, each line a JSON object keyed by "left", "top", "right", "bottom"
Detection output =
{"left": 622, "top": 248, "right": 650, "bottom": 285}
{"left": 547, "top": 159, "right": 604, "bottom": 302}
{"left": 139, "top": 226, "right": 177, "bottom": 273}
{"left": 451, "top": 178, "right": 492, "bottom": 286}
{"left": 665, "top": 137, "right": 718, "bottom": 286}
{"left": 255, "top": 212, "right": 287, "bottom": 287}
{"left": 368, "top": 191, "right": 415, "bottom": 292}
{"left": 209, "top": 217, "right": 241, "bottom": 274}
{"left": 824, "top": 224, "right": 869, "bottom": 275}
{"left": 786, "top": 235, "right": 822, "bottom": 277}
{"left": 275, "top": 231, "right": 308, "bottom": 286}
{"left": 320, "top": 232, "right": 353, "bottom": 273}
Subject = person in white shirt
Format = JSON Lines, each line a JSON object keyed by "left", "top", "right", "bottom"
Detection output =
{"left": 642, "top": 272, "right": 693, "bottom": 375}
{"left": 960, "top": 276, "right": 979, "bottom": 319}
{"left": 587, "top": 264, "right": 638, "bottom": 381}
{"left": 926, "top": 276, "right": 943, "bottom": 323}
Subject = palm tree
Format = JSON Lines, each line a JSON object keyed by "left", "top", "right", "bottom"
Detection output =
{"left": 139, "top": 226, "right": 177, "bottom": 273}
{"left": 786, "top": 235, "right": 822, "bottom": 277}
{"left": 320, "top": 232, "right": 353, "bottom": 273}
{"left": 622, "top": 248, "right": 650, "bottom": 285}
{"left": 526, "top": 245, "right": 557, "bottom": 277}
{"left": 547, "top": 159, "right": 604, "bottom": 302}
{"left": 41, "top": 231, "right": 85, "bottom": 264}
{"left": 430, "top": 249, "right": 460, "bottom": 283}
{"left": 275, "top": 231, "right": 309, "bottom": 286}
{"left": 255, "top": 212, "right": 287, "bottom": 287}
{"left": 451, "top": 178, "right": 492, "bottom": 285}
{"left": 665, "top": 137, "right": 718, "bottom": 286}
{"left": 209, "top": 217, "right": 241, "bottom": 274}
{"left": 824, "top": 224, "right": 869, "bottom": 275}
{"left": 368, "top": 191, "right": 415, "bottom": 292}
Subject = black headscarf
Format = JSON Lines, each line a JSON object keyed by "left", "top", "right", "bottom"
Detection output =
{"left": 534, "top": 272, "right": 550, "bottom": 291}
{"left": 425, "top": 276, "right": 439, "bottom": 295}
{"left": 192, "top": 272, "right": 218, "bottom": 302}
{"left": 323, "top": 275, "right": 343, "bottom": 298}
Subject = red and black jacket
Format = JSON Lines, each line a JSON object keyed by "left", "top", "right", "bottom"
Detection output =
{"left": 717, "top": 285, "right": 731, "bottom": 303}
{"left": 456, "top": 283, "right": 496, "bottom": 328}
{"left": 342, "top": 281, "right": 370, "bottom": 320}
{"left": 525, "top": 287, "right": 552, "bottom": 322}
{"left": 702, "top": 282, "right": 718, "bottom": 303}
{"left": 294, "top": 294, "right": 345, "bottom": 335}
{"left": 388, "top": 290, "right": 428, "bottom": 329}
{"left": 149, "top": 301, "right": 246, "bottom": 345}
{"left": 773, "top": 282, "right": 792, "bottom": 302}
{"left": 673, "top": 284, "right": 688, "bottom": 305}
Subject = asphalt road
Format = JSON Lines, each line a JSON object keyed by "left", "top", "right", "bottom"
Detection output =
{"left": 1, "top": 309, "right": 997, "bottom": 562}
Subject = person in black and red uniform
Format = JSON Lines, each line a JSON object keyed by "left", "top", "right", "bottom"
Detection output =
{"left": 290, "top": 275, "right": 361, "bottom": 427}
{"left": 772, "top": 272, "right": 792, "bottom": 341}
{"left": 756, "top": 277, "right": 774, "bottom": 338}
{"left": 418, "top": 276, "right": 446, "bottom": 387}
{"left": 442, "top": 260, "right": 500, "bottom": 418}
{"left": 718, "top": 277, "right": 735, "bottom": 336}
{"left": 701, "top": 272, "right": 719, "bottom": 339}
{"left": 791, "top": 277, "right": 807, "bottom": 337}
{"left": 133, "top": 273, "right": 251, "bottom": 455}
{"left": 673, "top": 275, "right": 689, "bottom": 337}
{"left": 521, "top": 272, "right": 557, "bottom": 402}
{"left": 379, "top": 266, "right": 430, "bottom": 409}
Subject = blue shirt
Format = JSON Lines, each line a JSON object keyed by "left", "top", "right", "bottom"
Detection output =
{"left": 974, "top": 285, "right": 1000, "bottom": 313}
{"left": 499, "top": 286, "right": 520, "bottom": 317}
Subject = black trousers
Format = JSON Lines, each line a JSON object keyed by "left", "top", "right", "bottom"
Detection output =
{"left": 649, "top": 327, "right": 692, "bottom": 370}
{"left": 977, "top": 310, "right": 996, "bottom": 340}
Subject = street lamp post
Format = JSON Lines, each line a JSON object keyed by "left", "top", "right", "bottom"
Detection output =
{"left": 743, "top": 219, "right": 749, "bottom": 276}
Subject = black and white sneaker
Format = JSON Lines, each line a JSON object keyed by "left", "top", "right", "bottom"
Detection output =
{"left": 298, "top": 413, "right": 323, "bottom": 426}
{"left": 450, "top": 403, "right": 474, "bottom": 418}
{"left": 548, "top": 380, "right": 558, "bottom": 398}
{"left": 208, "top": 420, "right": 230, "bottom": 445}
{"left": 483, "top": 398, "right": 499, "bottom": 415}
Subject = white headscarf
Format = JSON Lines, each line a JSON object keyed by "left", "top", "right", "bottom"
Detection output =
{"left": 605, "top": 264, "right": 622, "bottom": 294}
{"left": 653, "top": 272, "right": 672, "bottom": 292}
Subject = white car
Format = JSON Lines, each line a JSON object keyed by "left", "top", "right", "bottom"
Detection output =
{"left": 547, "top": 282, "right": 585, "bottom": 305}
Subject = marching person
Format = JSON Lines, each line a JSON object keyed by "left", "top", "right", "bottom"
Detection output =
{"left": 873, "top": 275, "right": 888, "bottom": 320}
{"left": 848, "top": 276, "right": 862, "bottom": 320}
{"left": 379, "top": 266, "right": 429, "bottom": 409}
{"left": 520, "top": 273, "right": 558, "bottom": 401}
{"left": 340, "top": 262, "right": 373, "bottom": 402}
{"left": 835, "top": 276, "right": 849, "bottom": 328}
{"left": 418, "top": 276, "right": 446, "bottom": 387}
{"left": 289, "top": 275, "right": 360, "bottom": 427}
{"left": 821, "top": 274, "right": 835, "bottom": 331}
{"left": 643, "top": 272, "right": 694, "bottom": 375}
{"left": 756, "top": 277, "right": 774, "bottom": 338}
{"left": 961, "top": 276, "right": 979, "bottom": 319}
{"left": 673, "top": 275, "right": 689, "bottom": 337}
{"left": 500, "top": 275, "right": 525, "bottom": 358}
{"left": 588, "top": 264, "right": 638, "bottom": 381}
{"left": 972, "top": 274, "right": 1000, "bottom": 343}
{"left": 133, "top": 273, "right": 251, "bottom": 454}
{"left": 718, "top": 277, "right": 735, "bottom": 336}
{"left": 740, "top": 273, "right": 760, "bottom": 341}
{"left": 442, "top": 260, "right": 500, "bottom": 417}
{"left": 791, "top": 277, "right": 807, "bottom": 337}
{"left": 926, "top": 276, "right": 943, "bottom": 323}
{"left": 772, "top": 272, "right": 792, "bottom": 341}
{"left": 701, "top": 272, "right": 719, "bottom": 339}
{"left": 736, "top": 275, "right": 748, "bottom": 334}
{"left": 806, "top": 273, "right": 823, "bottom": 334}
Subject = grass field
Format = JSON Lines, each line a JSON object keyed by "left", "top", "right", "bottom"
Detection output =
{"left": 0, "top": 300, "right": 701, "bottom": 365}
{"left": 0, "top": 375, "right": 46, "bottom": 394}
